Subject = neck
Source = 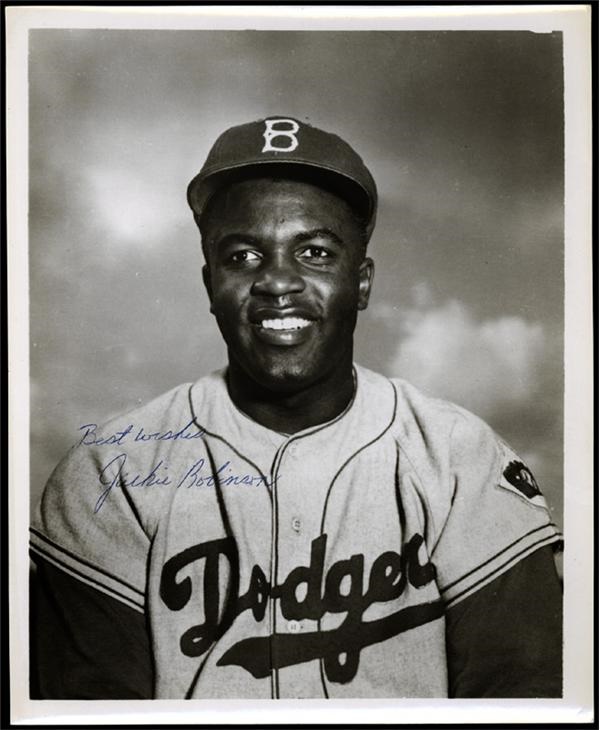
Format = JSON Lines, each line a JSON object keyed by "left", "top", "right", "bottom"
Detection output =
{"left": 226, "top": 361, "right": 356, "bottom": 434}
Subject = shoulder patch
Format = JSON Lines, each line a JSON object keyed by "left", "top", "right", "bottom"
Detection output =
{"left": 503, "top": 460, "right": 541, "bottom": 498}
{"left": 498, "top": 459, "right": 548, "bottom": 509}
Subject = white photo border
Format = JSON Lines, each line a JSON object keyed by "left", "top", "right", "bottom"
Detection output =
{"left": 7, "top": 3, "right": 594, "bottom": 725}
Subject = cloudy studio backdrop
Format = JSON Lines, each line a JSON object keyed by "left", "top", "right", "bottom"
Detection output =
{"left": 29, "top": 30, "right": 564, "bottom": 531}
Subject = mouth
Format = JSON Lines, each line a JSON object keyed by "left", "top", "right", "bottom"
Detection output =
{"left": 250, "top": 310, "right": 316, "bottom": 346}
{"left": 260, "top": 316, "right": 312, "bottom": 332}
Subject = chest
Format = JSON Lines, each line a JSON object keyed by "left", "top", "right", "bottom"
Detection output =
{"left": 146, "top": 433, "right": 447, "bottom": 698}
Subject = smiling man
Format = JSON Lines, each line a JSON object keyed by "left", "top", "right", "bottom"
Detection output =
{"left": 198, "top": 173, "right": 372, "bottom": 432}
{"left": 30, "top": 117, "right": 562, "bottom": 699}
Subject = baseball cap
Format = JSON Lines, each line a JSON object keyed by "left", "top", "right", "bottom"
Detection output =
{"left": 187, "top": 117, "right": 377, "bottom": 237}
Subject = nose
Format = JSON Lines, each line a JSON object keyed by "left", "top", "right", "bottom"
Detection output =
{"left": 251, "top": 255, "right": 305, "bottom": 298}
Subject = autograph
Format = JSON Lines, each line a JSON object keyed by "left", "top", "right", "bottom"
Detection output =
{"left": 78, "top": 419, "right": 205, "bottom": 447}
{"left": 94, "top": 453, "right": 274, "bottom": 513}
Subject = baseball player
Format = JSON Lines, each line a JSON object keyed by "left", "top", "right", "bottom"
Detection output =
{"left": 30, "top": 117, "right": 562, "bottom": 699}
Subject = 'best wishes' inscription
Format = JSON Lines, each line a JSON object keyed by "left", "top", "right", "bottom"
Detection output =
{"left": 76, "top": 422, "right": 274, "bottom": 513}
{"left": 78, "top": 420, "right": 205, "bottom": 447}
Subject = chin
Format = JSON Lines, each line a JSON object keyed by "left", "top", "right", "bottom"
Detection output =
{"left": 228, "top": 340, "right": 351, "bottom": 396}
{"left": 236, "top": 349, "right": 328, "bottom": 395}
{"left": 252, "top": 361, "right": 316, "bottom": 393}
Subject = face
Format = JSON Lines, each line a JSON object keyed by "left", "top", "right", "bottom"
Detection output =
{"left": 201, "top": 177, "right": 374, "bottom": 394}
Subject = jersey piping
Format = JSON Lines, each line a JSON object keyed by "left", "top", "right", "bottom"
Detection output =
{"left": 29, "top": 543, "right": 145, "bottom": 613}
{"left": 441, "top": 524, "right": 562, "bottom": 608}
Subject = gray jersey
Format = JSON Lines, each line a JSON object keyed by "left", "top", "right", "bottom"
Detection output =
{"left": 30, "top": 364, "right": 561, "bottom": 698}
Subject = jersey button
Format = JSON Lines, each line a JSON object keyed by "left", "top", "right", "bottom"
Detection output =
{"left": 287, "top": 620, "right": 301, "bottom": 633}
{"left": 291, "top": 517, "right": 302, "bottom": 532}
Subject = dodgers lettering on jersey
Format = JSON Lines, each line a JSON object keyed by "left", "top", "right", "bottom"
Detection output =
{"left": 30, "top": 365, "right": 562, "bottom": 698}
{"left": 160, "top": 531, "right": 441, "bottom": 685}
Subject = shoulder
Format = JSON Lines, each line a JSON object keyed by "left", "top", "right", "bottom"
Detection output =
{"left": 82, "top": 381, "right": 196, "bottom": 442}
{"left": 354, "top": 364, "right": 522, "bottom": 517}
{"left": 32, "top": 374, "right": 227, "bottom": 562}
{"left": 382, "top": 372, "right": 547, "bottom": 512}
{"left": 35, "top": 372, "right": 226, "bottom": 519}
{"left": 73, "top": 369, "right": 227, "bottom": 449}
{"left": 356, "top": 363, "right": 497, "bottom": 457}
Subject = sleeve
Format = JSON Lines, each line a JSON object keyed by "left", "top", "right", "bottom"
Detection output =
{"left": 30, "top": 557, "right": 153, "bottom": 699}
{"left": 29, "top": 442, "right": 153, "bottom": 697}
{"left": 431, "top": 411, "right": 562, "bottom": 609}
{"left": 445, "top": 545, "right": 562, "bottom": 698}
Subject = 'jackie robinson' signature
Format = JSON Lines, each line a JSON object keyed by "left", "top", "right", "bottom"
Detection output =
{"left": 94, "top": 454, "right": 275, "bottom": 513}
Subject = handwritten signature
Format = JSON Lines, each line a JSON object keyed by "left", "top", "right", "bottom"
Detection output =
{"left": 78, "top": 420, "right": 205, "bottom": 447}
{"left": 94, "top": 453, "right": 275, "bottom": 513}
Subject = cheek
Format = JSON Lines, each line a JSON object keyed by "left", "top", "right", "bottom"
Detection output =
{"left": 210, "top": 287, "right": 247, "bottom": 336}
{"left": 321, "top": 272, "right": 363, "bottom": 313}
{"left": 210, "top": 275, "right": 247, "bottom": 308}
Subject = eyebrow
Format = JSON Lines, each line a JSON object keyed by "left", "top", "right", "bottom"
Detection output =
{"left": 214, "top": 228, "right": 344, "bottom": 249}
{"left": 214, "top": 233, "right": 261, "bottom": 248}
{"left": 293, "top": 228, "right": 344, "bottom": 246}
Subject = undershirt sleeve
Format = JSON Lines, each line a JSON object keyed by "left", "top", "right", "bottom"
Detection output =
{"left": 445, "top": 545, "right": 562, "bottom": 698}
{"left": 30, "top": 557, "right": 154, "bottom": 699}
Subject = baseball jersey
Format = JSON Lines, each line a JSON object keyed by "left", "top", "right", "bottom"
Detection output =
{"left": 30, "top": 364, "right": 562, "bottom": 699}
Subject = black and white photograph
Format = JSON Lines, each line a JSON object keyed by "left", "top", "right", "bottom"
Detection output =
{"left": 7, "top": 4, "right": 593, "bottom": 725}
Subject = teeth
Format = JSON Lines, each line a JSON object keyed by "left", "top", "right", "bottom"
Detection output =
{"left": 261, "top": 317, "right": 311, "bottom": 331}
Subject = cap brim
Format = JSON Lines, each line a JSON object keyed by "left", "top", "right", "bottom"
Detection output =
{"left": 187, "top": 159, "right": 376, "bottom": 233}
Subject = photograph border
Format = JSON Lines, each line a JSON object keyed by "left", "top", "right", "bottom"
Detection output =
{"left": 6, "top": 3, "right": 594, "bottom": 725}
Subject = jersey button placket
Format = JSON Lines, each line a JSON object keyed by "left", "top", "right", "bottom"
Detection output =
{"left": 271, "top": 439, "right": 299, "bottom": 698}
{"left": 273, "top": 438, "right": 313, "bottom": 697}
{"left": 270, "top": 444, "right": 285, "bottom": 699}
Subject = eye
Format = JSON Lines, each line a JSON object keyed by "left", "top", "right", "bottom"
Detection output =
{"left": 298, "top": 246, "right": 333, "bottom": 261}
{"left": 229, "top": 249, "right": 261, "bottom": 264}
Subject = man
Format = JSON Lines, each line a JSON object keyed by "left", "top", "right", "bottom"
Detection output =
{"left": 30, "top": 117, "right": 562, "bottom": 699}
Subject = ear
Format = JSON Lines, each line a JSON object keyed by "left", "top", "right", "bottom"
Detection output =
{"left": 357, "top": 257, "right": 374, "bottom": 311}
{"left": 202, "top": 264, "right": 215, "bottom": 314}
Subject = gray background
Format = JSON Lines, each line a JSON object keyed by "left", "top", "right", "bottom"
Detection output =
{"left": 29, "top": 30, "right": 564, "bottom": 527}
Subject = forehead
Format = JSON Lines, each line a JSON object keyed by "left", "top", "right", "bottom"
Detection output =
{"left": 202, "top": 177, "right": 361, "bottom": 238}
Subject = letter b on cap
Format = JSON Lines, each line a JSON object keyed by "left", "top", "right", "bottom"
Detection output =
{"left": 262, "top": 119, "right": 299, "bottom": 153}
